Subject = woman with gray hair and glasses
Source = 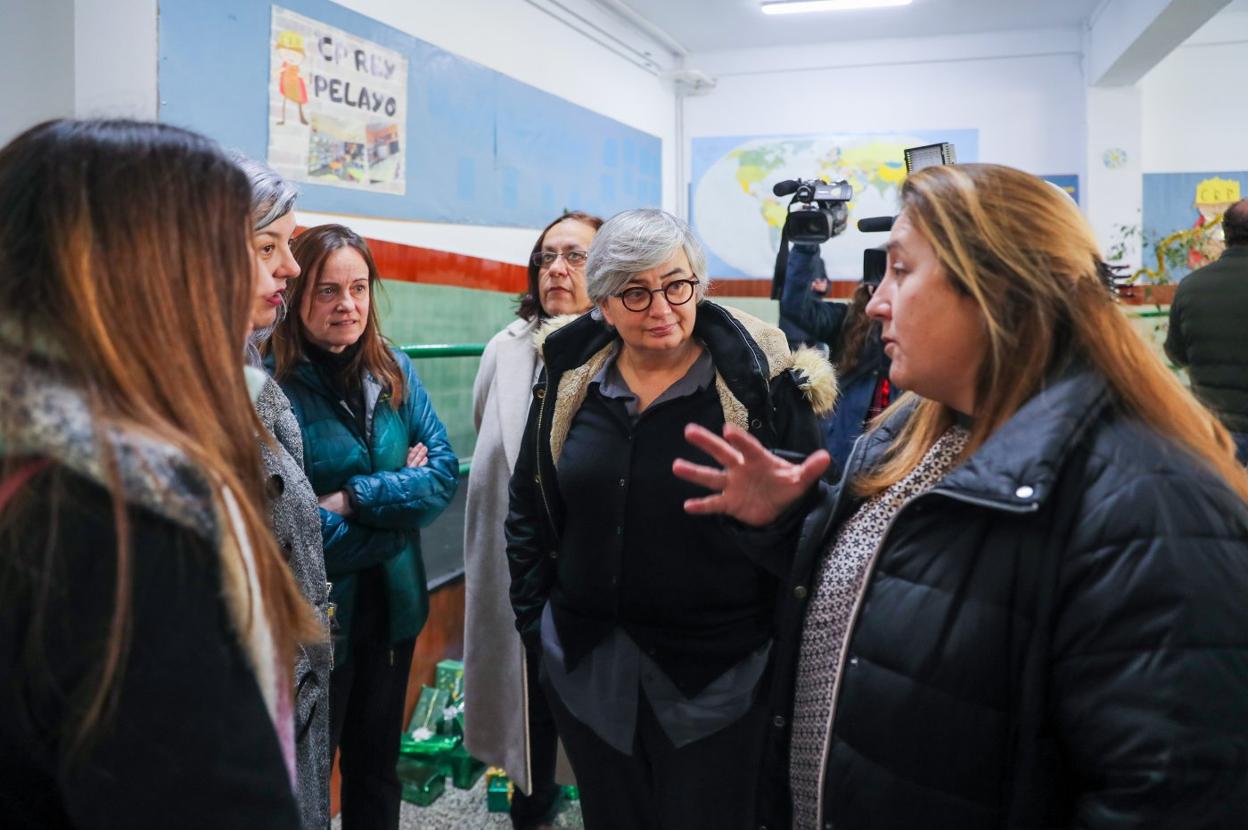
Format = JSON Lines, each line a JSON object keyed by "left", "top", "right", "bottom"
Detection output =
{"left": 505, "top": 208, "right": 836, "bottom": 829}
{"left": 236, "top": 154, "right": 333, "bottom": 830}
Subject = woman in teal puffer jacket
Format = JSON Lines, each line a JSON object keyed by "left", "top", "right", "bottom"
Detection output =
{"left": 270, "top": 223, "right": 458, "bottom": 830}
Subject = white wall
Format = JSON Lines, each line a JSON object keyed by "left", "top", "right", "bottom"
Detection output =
{"left": 1141, "top": 29, "right": 1248, "bottom": 172}
{"left": 0, "top": 0, "right": 77, "bottom": 146}
{"left": 1085, "top": 85, "right": 1143, "bottom": 265}
{"left": 0, "top": 0, "right": 678, "bottom": 260}
{"left": 308, "top": 0, "right": 678, "bottom": 257}
{"left": 683, "top": 28, "right": 1088, "bottom": 188}
{"left": 73, "top": 0, "right": 157, "bottom": 121}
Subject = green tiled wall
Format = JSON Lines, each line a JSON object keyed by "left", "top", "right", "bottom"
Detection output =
{"left": 378, "top": 281, "right": 518, "bottom": 463}
{"left": 377, "top": 282, "right": 781, "bottom": 464}
{"left": 378, "top": 279, "right": 1179, "bottom": 470}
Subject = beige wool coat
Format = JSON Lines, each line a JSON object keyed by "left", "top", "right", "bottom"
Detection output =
{"left": 463, "top": 317, "right": 573, "bottom": 795}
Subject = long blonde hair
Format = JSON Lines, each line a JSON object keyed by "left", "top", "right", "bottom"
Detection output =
{"left": 0, "top": 119, "right": 319, "bottom": 750}
{"left": 856, "top": 163, "right": 1248, "bottom": 503}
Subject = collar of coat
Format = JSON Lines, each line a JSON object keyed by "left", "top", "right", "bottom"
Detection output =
{"left": 533, "top": 301, "right": 836, "bottom": 466}
{"left": 857, "top": 365, "right": 1115, "bottom": 512}
{"left": 0, "top": 341, "right": 287, "bottom": 747}
{"left": 270, "top": 352, "right": 387, "bottom": 435}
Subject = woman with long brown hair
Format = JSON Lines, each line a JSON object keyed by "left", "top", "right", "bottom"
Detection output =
{"left": 675, "top": 163, "right": 1248, "bottom": 829}
{"left": 270, "top": 224, "right": 458, "bottom": 830}
{"left": 0, "top": 120, "right": 319, "bottom": 826}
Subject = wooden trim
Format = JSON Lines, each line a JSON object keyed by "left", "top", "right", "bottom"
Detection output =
{"left": 368, "top": 237, "right": 528, "bottom": 293}
{"left": 706, "top": 278, "right": 859, "bottom": 299}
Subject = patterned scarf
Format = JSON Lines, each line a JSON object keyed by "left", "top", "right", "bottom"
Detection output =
{"left": 0, "top": 344, "right": 295, "bottom": 786}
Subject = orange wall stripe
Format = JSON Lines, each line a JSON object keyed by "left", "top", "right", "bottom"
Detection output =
{"left": 366, "top": 236, "right": 530, "bottom": 293}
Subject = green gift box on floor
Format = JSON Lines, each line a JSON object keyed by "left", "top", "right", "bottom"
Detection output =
{"left": 435, "top": 659, "right": 464, "bottom": 702}
{"left": 406, "top": 685, "right": 450, "bottom": 736}
{"left": 436, "top": 700, "right": 465, "bottom": 738}
{"left": 399, "top": 732, "right": 460, "bottom": 777}
{"left": 396, "top": 756, "right": 445, "bottom": 807}
{"left": 485, "top": 768, "right": 512, "bottom": 812}
{"left": 446, "top": 742, "right": 486, "bottom": 790}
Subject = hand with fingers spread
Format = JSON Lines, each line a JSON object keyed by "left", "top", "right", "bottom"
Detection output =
{"left": 406, "top": 442, "right": 428, "bottom": 468}
{"left": 673, "top": 422, "right": 831, "bottom": 527}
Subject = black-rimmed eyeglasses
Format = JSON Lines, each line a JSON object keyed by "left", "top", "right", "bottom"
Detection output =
{"left": 613, "top": 278, "right": 699, "bottom": 312}
{"left": 531, "top": 250, "right": 589, "bottom": 269}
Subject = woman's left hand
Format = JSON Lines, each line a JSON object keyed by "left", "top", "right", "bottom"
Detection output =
{"left": 319, "top": 489, "right": 353, "bottom": 517}
{"left": 406, "top": 443, "right": 428, "bottom": 468}
{"left": 673, "top": 422, "right": 829, "bottom": 527}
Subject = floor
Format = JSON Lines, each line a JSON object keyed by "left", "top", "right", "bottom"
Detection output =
{"left": 331, "top": 775, "right": 585, "bottom": 829}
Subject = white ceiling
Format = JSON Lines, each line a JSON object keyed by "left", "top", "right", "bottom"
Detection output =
{"left": 612, "top": 0, "right": 1111, "bottom": 53}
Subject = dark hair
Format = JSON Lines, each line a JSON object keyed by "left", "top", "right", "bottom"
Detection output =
{"left": 517, "top": 211, "right": 604, "bottom": 321}
{"left": 835, "top": 283, "right": 877, "bottom": 375}
{"left": 1223, "top": 198, "right": 1248, "bottom": 247}
{"left": 0, "top": 118, "right": 317, "bottom": 754}
{"left": 271, "top": 223, "right": 406, "bottom": 407}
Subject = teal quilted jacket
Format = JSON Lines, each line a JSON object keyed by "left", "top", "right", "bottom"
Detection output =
{"left": 275, "top": 349, "right": 458, "bottom": 666}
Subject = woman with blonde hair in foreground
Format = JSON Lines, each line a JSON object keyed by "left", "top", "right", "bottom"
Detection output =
{"left": 675, "top": 163, "right": 1248, "bottom": 830}
{"left": 0, "top": 119, "right": 318, "bottom": 828}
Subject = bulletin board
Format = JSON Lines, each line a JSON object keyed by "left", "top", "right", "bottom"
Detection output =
{"left": 1143, "top": 171, "right": 1248, "bottom": 281}
{"left": 158, "top": 0, "right": 662, "bottom": 226}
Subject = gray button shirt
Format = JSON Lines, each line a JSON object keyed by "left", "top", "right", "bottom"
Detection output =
{"left": 542, "top": 343, "right": 772, "bottom": 754}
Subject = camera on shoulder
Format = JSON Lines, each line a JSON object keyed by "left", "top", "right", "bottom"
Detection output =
{"left": 773, "top": 178, "right": 853, "bottom": 245}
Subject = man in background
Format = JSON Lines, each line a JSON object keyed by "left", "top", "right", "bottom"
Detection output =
{"left": 1166, "top": 197, "right": 1248, "bottom": 464}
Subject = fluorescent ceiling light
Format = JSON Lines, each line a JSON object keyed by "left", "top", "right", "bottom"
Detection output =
{"left": 761, "top": 0, "right": 912, "bottom": 15}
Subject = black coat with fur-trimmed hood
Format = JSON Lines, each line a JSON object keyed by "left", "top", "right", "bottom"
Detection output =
{"left": 505, "top": 301, "right": 837, "bottom": 696}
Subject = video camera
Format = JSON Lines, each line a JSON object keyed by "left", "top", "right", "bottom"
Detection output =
{"left": 768, "top": 177, "right": 852, "bottom": 299}
{"left": 773, "top": 178, "right": 854, "bottom": 244}
{"left": 770, "top": 141, "right": 957, "bottom": 298}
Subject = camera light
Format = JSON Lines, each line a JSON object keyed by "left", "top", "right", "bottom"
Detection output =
{"left": 761, "top": 0, "right": 912, "bottom": 15}
{"left": 904, "top": 142, "right": 957, "bottom": 173}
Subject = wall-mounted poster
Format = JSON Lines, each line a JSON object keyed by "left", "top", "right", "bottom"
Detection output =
{"left": 162, "top": 0, "right": 659, "bottom": 224}
{"left": 1042, "top": 174, "right": 1080, "bottom": 205}
{"left": 267, "top": 6, "right": 407, "bottom": 194}
{"left": 1142, "top": 171, "right": 1247, "bottom": 282}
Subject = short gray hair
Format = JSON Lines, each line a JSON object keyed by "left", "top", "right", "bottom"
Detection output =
{"left": 230, "top": 152, "right": 298, "bottom": 231}
{"left": 586, "top": 209, "right": 709, "bottom": 304}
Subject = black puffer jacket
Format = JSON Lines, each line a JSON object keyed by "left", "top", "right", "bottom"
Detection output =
{"left": 754, "top": 367, "right": 1248, "bottom": 830}
{"left": 506, "top": 303, "right": 832, "bottom": 685}
{"left": 1165, "top": 246, "right": 1248, "bottom": 433}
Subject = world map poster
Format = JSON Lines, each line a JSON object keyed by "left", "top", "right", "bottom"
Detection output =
{"left": 691, "top": 130, "right": 979, "bottom": 280}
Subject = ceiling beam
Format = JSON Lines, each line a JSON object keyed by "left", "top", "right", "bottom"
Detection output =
{"left": 1086, "top": 0, "right": 1233, "bottom": 86}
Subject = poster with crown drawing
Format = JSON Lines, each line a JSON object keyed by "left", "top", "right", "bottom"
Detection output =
{"left": 267, "top": 6, "right": 407, "bottom": 194}
{"left": 1142, "top": 171, "right": 1248, "bottom": 282}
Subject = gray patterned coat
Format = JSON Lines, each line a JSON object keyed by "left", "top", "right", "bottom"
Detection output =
{"left": 255, "top": 378, "right": 332, "bottom": 830}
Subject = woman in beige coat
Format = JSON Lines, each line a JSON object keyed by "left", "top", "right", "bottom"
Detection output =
{"left": 463, "top": 211, "right": 601, "bottom": 830}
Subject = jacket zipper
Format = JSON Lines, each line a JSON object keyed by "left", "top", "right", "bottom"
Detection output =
{"left": 534, "top": 382, "right": 560, "bottom": 544}
{"left": 811, "top": 487, "right": 1038, "bottom": 830}
{"left": 811, "top": 491, "right": 916, "bottom": 830}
